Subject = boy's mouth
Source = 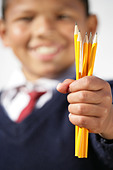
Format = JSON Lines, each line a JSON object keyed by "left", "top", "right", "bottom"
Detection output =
{"left": 35, "top": 46, "right": 58, "bottom": 55}
{"left": 29, "top": 45, "right": 63, "bottom": 61}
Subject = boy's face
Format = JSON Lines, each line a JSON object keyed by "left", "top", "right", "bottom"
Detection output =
{"left": 1, "top": 0, "right": 97, "bottom": 81}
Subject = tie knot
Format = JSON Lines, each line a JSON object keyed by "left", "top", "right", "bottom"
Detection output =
{"left": 28, "top": 91, "right": 46, "bottom": 100}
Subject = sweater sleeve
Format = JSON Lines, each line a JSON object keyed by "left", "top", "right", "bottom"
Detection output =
{"left": 91, "top": 80, "right": 113, "bottom": 169}
{"left": 90, "top": 133, "right": 113, "bottom": 169}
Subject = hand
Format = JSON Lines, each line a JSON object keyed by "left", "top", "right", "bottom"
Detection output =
{"left": 57, "top": 76, "right": 113, "bottom": 139}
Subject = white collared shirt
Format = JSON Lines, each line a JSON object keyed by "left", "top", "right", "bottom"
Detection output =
{"left": 1, "top": 65, "right": 75, "bottom": 121}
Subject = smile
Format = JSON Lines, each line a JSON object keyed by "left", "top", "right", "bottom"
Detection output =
{"left": 35, "top": 46, "right": 58, "bottom": 55}
{"left": 29, "top": 45, "right": 63, "bottom": 61}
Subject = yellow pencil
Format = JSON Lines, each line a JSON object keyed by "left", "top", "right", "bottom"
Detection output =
{"left": 74, "top": 23, "right": 79, "bottom": 156}
{"left": 74, "top": 23, "right": 79, "bottom": 79}
{"left": 78, "top": 33, "right": 88, "bottom": 158}
{"left": 80, "top": 33, "right": 89, "bottom": 158}
{"left": 82, "top": 32, "right": 88, "bottom": 77}
{"left": 88, "top": 33, "right": 97, "bottom": 76}
{"left": 88, "top": 32, "right": 92, "bottom": 72}
{"left": 75, "top": 30, "right": 82, "bottom": 156}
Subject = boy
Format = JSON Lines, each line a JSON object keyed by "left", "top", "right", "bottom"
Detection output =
{"left": 0, "top": 0, "right": 113, "bottom": 169}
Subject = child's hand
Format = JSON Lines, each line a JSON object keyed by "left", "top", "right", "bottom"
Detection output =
{"left": 57, "top": 76, "right": 113, "bottom": 140}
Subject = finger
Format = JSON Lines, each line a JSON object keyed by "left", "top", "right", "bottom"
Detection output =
{"left": 68, "top": 114, "right": 102, "bottom": 133}
{"left": 57, "top": 79, "right": 74, "bottom": 94}
{"left": 67, "top": 90, "right": 103, "bottom": 104}
{"left": 68, "top": 103, "right": 106, "bottom": 117}
{"left": 69, "top": 76, "right": 107, "bottom": 92}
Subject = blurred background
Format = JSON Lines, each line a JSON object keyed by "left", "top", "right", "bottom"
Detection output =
{"left": 0, "top": 0, "right": 113, "bottom": 89}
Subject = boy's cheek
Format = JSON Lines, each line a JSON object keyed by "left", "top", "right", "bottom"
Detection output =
{"left": 7, "top": 26, "right": 28, "bottom": 45}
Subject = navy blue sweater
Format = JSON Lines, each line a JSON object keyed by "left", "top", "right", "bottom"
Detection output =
{"left": 0, "top": 81, "right": 113, "bottom": 170}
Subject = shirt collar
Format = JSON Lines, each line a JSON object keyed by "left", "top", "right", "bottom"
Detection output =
{"left": 2, "top": 64, "right": 75, "bottom": 91}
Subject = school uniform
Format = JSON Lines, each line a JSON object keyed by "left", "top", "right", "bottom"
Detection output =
{"left": 0, "top": 66, "right": 113, "bottom": 170}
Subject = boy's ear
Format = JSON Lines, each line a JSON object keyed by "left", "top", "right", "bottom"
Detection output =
{"left": 87, "top": 15, "right": 98, "bottom": 37}
{"left": 0, "top": 19, "right": 10, "bottom": 47}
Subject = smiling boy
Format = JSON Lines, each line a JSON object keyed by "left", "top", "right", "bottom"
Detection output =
{"left": 0, "top": 0, "right": 113, "bottom": 170}
{"left": 1, "top": 0, "right": 97, "bottom": 80}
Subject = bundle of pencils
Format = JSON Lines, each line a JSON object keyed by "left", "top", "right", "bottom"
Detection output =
{"left": 74, "top": 23, "right": 97, "bottom": 158}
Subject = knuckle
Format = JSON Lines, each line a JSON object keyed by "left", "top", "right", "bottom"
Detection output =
{"left": 79, "top": 91, "right": 87, "bottom": 101}
{"left": 106, "top": 95, "right": 112, "bottom": 103}
{"left": 105, "top": 81, "right": 111, "bottom": 90}
{"left": 107, "top": 94, "right": 112, "bottom": 103}
{"left": 104, "top": 82, "right": 112, "bottom": 96}
{"left": 77, "top": 104, "right": 84, "bottom": 114}
{"left": 103, "top": 107, "right": 109, "bottom": 115}
{"left": 83, "top": 77, "right": 91, "bottom": 89}
{"left": 78, "top": 117, "right": 87, "bottom": 127}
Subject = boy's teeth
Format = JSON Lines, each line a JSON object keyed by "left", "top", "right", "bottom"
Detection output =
{"left": 35, "top": 46, "right": 57, "bottom": 55}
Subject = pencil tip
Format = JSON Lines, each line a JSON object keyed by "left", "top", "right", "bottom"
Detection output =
{"left": 85, "top": 32, "right": 88, "bottom": 35}
{"left": 75, "top": 22, "right": 77, "bottom": 25}
{"left": 79, "top": 30, "right": 80, "bottom": 32}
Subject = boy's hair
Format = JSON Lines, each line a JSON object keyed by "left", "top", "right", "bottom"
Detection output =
{"left": 2, "top": 0, "right": 89, "bottom": 19}
{"left": 81, "top": 0, "right": 89, "bottom": 16}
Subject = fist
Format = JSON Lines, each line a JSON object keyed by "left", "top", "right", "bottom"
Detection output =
{"left": 57, "top": 76, "right": 113, "bottom": 139}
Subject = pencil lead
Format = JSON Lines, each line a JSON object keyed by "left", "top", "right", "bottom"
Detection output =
{"left": 75, "top": 22, "right": 77, "bottom": 25}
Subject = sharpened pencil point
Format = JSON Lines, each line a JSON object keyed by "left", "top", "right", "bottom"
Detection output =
{"left": 74, "top": 23, "right": 79, "bottom": 35}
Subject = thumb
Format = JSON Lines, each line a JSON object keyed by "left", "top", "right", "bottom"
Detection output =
{"left": 57, "top": 79, "right": 74, "bottom": 94}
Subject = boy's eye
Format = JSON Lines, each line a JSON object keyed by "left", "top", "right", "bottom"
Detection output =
{"left": 19, "top": 17, "right": 33, "bottom": 22}
{"left": 57, "top": 14, "right": 71, "bottom": 20}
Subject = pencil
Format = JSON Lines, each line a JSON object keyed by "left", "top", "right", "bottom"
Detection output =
{"left": 82, "top": 32, "right": 88, "bottom": 77}
{"left": 75, "top": 30, "right": 82, "bottom": 156}
{"left": 78, "top": 33, "right": 88, "bottom": 158}
{"left": 80, "top": 33, "right": 89, "bottom": 158}
{"left": 88, "top": 33, "right": 97, "bottom": 76}
{"left": 74, "top": 23, "right": 79, "bottom": 80}
{"left": 74, "top": 23, "right": 79, "bottom": 156}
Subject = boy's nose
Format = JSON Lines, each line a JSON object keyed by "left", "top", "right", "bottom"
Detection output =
{"left": 31, "top": 16, "right": 55, "bottom": 38}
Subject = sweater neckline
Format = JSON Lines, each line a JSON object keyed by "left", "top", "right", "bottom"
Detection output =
{"left": 0, "top": 90, "right": 68, "bottom": 139}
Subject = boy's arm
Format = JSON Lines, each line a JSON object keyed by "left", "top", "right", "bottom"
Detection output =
{"left": 57, "top": 76, "right": 113, "bottom": 140}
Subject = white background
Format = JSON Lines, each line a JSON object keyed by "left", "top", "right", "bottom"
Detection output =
{"left": 0, "top": 0, "right": 113, "bottom": 89}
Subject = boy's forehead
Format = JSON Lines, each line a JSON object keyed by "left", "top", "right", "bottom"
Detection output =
{"left": 7, "top": 0, "right": 82, "bottom": 10}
